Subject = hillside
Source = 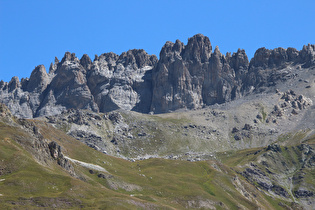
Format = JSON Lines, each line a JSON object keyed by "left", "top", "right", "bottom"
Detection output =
{"left": 0, "top": 34, "right": 315, "bottom": 209}
{"left": 0, "top": 103, "right": 314, "bottom": 209}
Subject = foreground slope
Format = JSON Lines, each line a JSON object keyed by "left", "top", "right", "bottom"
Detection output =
{"left": 0, "top": 104, "right": 314, "bottom": 209}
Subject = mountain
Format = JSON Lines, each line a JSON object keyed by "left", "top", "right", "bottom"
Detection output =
{"left": 0, "top": 34, "right": 315, "bottom": 209}
{"left": 1, "top": 34, "right": 314, "bottom": 118}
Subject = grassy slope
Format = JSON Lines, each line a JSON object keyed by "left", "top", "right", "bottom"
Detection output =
{"left": 0, "top": 122, "right": 156, "bottom": 209}
{"left": 0, "top": 119, "right": 289, "bottom": 209}
{"left": 1, "top": 116, "right": 312, "bottom": 209}
{"left": 218, "top": 140, "right": 315, "bottom": 209}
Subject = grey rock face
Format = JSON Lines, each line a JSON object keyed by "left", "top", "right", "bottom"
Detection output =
{"left": 0, "top": 49, "right": 157, "bottom": 118}
{"left": 244, "top": 45, "right": 315, "bottom": 91}
{"left": 299, "top": 44, "right": 315, "bottom": 67}
{"left": 151, "top": 35, "right": 214, "bottom": 113}
{"left": 87, "top": 49, "right": 157, "bottom": 113}
{"left": 48, "top": 141, "right": 76, "bottom": 176}
{"left": 26, "top": 65, "right": 49, "bottom": 92}
{"left": 0, "top": 34, "right": 314, "bottom": 117}
{"left": 80, "top": 54, "right": 92, "bottom": 70}
{"left": 151, "top": 34, "right": 249, "bottom": 113}
{"left": 0, "top": 76, "right": 33, "bottom": 118}
{"left": 38, "top": 52, "right": 99, "bottom": 117}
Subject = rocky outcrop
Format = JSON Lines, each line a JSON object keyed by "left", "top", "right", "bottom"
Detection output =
{"left": 37, "top": 52, "right": 99, "bottom": 117}
{"left": 262, "top": 90, "right": 313, "bottom": 123}
{"left": 151, "top": 37, "right": 206, "bottom": 113}
{"left": 241, "top": 144, "right": 315, "bottom": 204}
{"left": 0, "top": 103, "right": 16, "bottom": 126}
{"left": 87, "top": 49, "right": 157, "bottom": 113}
{"left": 244, "top": 44, "right": 315, "bottom": 90}
{"left": 26, "top": 65, "right": 50, "bottom": 92}
{"left": 48, "top": 141, "right": 76, "bottom": 176}
{"left": 202, "top": 47, "right": 249, "bottom": 105}
{"left": 0, "top": 34, "right": 314, "bottom": 117}
{"left": 151, "top": 34, "right": 249, "bottom": 113}
{"left": 299, "top": 44, "right": 315, "bottom": 67}
{"left": 0, "top": 76, "right": 34, "bottom": 118}
{"left": 0, "top": 50, "right": 157, "bottom": 118}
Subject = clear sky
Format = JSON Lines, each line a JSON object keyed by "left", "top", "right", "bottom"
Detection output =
{"left": 0, "top": 0, "right": 314, "bottom": 82}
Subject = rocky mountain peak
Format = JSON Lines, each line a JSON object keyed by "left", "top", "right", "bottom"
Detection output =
{"left": 118, "top": 49, "right": 157, "bottom": 68}
{"left": 93, "top": 52, "right": 119, "bottom": 72}
{"left": 60, "top": 52, "right": 80, "bottom": 64}
{"left": 26, "top": 65, "right": 49, "bottom": 92}
{"left": 159, "top": 41, "right": 177, "bottom": 62}
{"left": 249, "top": 47, "right": 272, "bottom": 68}
{"left": 230, "top": 48, "right": 249, "bottom": 75}
{"left": 268, "top": 47, "right": 290, "bottom": 68}
{"left": 96, "top": 52, "right": 119, "bottom": 63}
{"left": 54, "top": 56, "right": 60, "bottom": 64}
{"left": 8, "top": 76, "right": 20, "bottom": 92}
{"left": 80, "top": 54, "right": 92, "bottom": 70}
{"left": 248, "top": 45, "right": 313, "bottom": 70}
{"left": 213, "top": 46, "right": 221, "bottom": 56}
{"left": 209, "top": 46, "right": 224, "bottom": 73}
{"left": 87, "top": 49, "right": 157, "bottom": 113}
{"left": 183, "top": 33, "right": 212, "bottom": 62}
{"left": 0, "top": 80, "right": 5, "bottom": 89}
{"left": 299, "top": 44, "right": 315, "bottom": 67}
{"left": 286, "top": 47, "right": 299, "bottom": 61}
{"left": 49, "top": 57, "right": 60, "bottom": 74}
{"left": 173, "top": 39, "right": 185, "bottom": 53}
{"left": 301, "top": 43, "right": 315, "bottom": 54}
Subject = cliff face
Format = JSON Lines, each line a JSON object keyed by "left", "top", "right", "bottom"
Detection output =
{"left": 87, "top": 49, "right": 157, "bottom": 113}
{"left": 0, "top": 50, "right": 157, "bottom": 118}
{"left": 151, "top": 36, "right": 314, "bottom": 113}
{"left": 151, "top": 35, "right": 211, "bottom": 113}
{"left": 151, "top": 34, "right": 315, "bottom": 113}
{"left": 0, "top": 34, "right": 314, "bottom": 118}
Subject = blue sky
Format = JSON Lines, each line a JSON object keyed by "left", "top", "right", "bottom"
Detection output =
{"left": 0, "top": 0, "right": 314, "bottom": 82}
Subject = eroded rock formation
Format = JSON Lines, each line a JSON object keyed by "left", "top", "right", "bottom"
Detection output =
{"left": 0, "top": 34, "right": 314, "bottom": 117}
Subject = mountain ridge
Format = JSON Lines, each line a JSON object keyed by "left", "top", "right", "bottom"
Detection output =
{"left": 1, "top": 34, "right": 315, "bottom": 208}
{"left": 0, "top": 34, "right": 314, "bottom": 118}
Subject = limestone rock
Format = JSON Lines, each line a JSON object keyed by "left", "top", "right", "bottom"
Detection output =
{"left": 48, "top": 141, "right": 76, "bottom": 176}
{"left": 80, "top": 54, "right": 92, "bottom": 70}
{"left": 49, "top": 57, "right": 59, "bottom": 74}
{"left": 151, "top": 36, "right": 205, "bottom": 113}
{"left": 87, "top": 49, "right": 157, "bottom": 113}
{"left": 37, "top": 52, "right": 99, "bottom": 117}
{"left": 151, "top": 34, "right": 249, "bottom": 113}
{"left": 182, "top": 33, "right": 212, "bottom": 62}
{"left": 8, "top": 76, "right": 21, "bottom": 91}
{"left": 26, "top": 65, "right": 49, "bottom": 92}
{"left": 0, "top": 34, "right": 314, "bottom": 117}
{"left": 299, "top": 44, "right": 315, "bottom": 67}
